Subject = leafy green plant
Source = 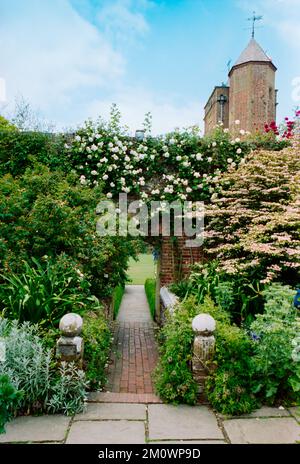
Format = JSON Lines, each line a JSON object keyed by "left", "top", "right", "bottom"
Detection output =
{"left": 195, "top": 296, "right": 258, "bottom": 415}
{"left": 0, "top": 374, "right": 21, "bottom": 434}
{"left": 82, "top": 310, "right": 112, "bottom": 390}
{"left": 0, "top": 165, "right": 139, "bottom": 300}
{"left": 145, "top": 278, "right": 156, "bottom": 319}
{"left": 154, "top": 298, "right": 199, "bottom": 405}
{"left": 47, "top": 362, "right": 88, "bottom": 416}
{"left": 112, "top": 285, "right": 125, "bottom": 319}
{"left": 250, "top": 283, "right": 300, "bottom": 404}
{"left": 0, "top": 255, "right": 98, "bottom": 327}
{"left": 0, "top": 318, "right": 87, "bottom": 416}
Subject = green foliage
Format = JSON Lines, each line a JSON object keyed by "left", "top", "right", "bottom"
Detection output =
{"left": 204, "top": 145, "right": 300, "bottom": 291}
{"left": 0, "top": 116, "right": 17, "bottom": 132}
{"left": 0, "top": 318, "right": 87, "bottom": 416}
{"left": 0, "top": 130, "right": 68, "bottom": 176}
{"left": 200, "top": 296, "right": 258, "bottom": 415}
{"left": 154, "top": 298, "right": 199, "bottom": 405}
{"left": 82, "top": 310, "right": 112, "bottom": 390}
{"left": 0, "top": 375, "right": 21, "bottom": 434}
{"left": 0, "top": 255, "right": 98, "bottom": 327}
{"left": 144, "top": 278, "right": 156, "bottom": 319}
{"left": 0, "top": 165, "right": 139, "bottom": 299}
{"left": 250, "top": 283, "right": 300, "bottom": 404}
{"left": 171, "top": 261, "right": 263, "bottom": 323}
{"left": 112, "top": 285, "right": 125, "bottom": 319}
{"left": 46, "top": 362, "right": 88, "bottom": 416}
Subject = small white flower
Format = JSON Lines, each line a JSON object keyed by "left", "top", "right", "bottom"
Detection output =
{"left": 212, "top": 141, "right": 217, "bottom": 147}
{"left": 235, "top": 119, "right": 240, "bottom": 125}
{"left": 169, "top": 138, "right": 176, "bottom": 144}
{"left": 150, "top": 154, "right": 155, "bottom": 160}
{"left": 235, "top": 137, "right": 240, "bottom": 143}
{"left": 106, "top": 192, "right": 112, "bottom": 199}
{"left": 224, "top": 128, "right": 229, "bottom": 133}
{"left": 87, "top": 154, "right": 92, "bottom": 159}
{"left": 108, "top": 142, "right": 113, "bottom": 148}
{"left": 207, "top": 157, "right": 213, "bottom": 162}
{"left": 110, "top": 182, "right": 115, "bottom": 187}
{"left": 194, "top": 172, "right": 200, "bottom": 178}
{"left": 91, "top": 170, "right": 98, "bottom": 176}
{"left": 91, "top": 144, "right": 98, "bottom": 151}
{"left": 239, "top": 129, "right": 245, "bottom": 135}
{"left": 176, "top": 155, "right": 182, "bottom": 161}
{"left": 164, "top": 152, "right": 170, "bottom": 158}
{"left": 196, "top": 153, "right": 203, "bottom": 161}
{"left": 236, "top": 148, "right": 242, "bottom": 154}
{"left": 75, "top": 135, "right": 81, "bottom": 142}
{"left": 64, "top": 143, "right": 70, "bottom": 149}
{"left": 186, "top": 187, "right": 192, "bottom": 193}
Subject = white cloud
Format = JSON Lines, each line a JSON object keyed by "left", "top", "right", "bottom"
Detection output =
{"left": 0, "top": 0, "right": 125, "bottom": 109}
{"left": 86, "top": 87, "right": 204, "bottom": 135}
{"left": 0, "top": 0, "right": 203, "bottom": 134}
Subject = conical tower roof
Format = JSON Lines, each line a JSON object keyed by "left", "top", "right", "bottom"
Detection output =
{"left": 229, "top": 38, "right": 276, "bottom": 75}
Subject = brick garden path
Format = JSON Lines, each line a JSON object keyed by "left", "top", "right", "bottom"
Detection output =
{"left": 106, "top": 285, "right": 160, "bottom": 402}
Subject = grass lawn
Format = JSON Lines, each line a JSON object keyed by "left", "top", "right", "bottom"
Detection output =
{"left": 127, "top": 253, "right": 156, "bottom": 285}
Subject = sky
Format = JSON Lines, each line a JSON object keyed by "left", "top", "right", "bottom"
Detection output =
{"left": 0, "top": 0, "right": 300, "bottom": 134}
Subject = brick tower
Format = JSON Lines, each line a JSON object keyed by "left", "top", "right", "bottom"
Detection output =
{"left": 204, "top": 38, "right": 277, "bottom": 135}
{"left": 228, "top": 38, "right": 277, "bottom": 133}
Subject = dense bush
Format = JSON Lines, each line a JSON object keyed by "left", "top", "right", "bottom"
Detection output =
{"left": 0, "top": 130, "right": 68, "bottom": 176}
{"left": 154, "top": 298, "right": 199, "bottom": 405}
{"left": 145, "top": 278, "right": 156, "bottom": 319}
{"left": 170, "top": 261, "right": 263, "bottom": 323}
{"left": 204, "top": 143, "right": 300, "bottom": 294}
{"left": 112, "top": 285, "right": 125, "bottom": 319}
{"left": 0, "top": 318, "right": 88, "bottom": 432}
{"left": 201, "top": 297, "right": 258, "bottom": 415}
{"left": 250, "top": 284, "right": 300, "bottom": 404}
{"left": 0, "top": 164, "right": 139, "bottom": 298}
{"left": 0, "top": 375, "right": 21, "bottom": 433}
{"left": 82, "top": 310, "right": 112, "bottom": 390}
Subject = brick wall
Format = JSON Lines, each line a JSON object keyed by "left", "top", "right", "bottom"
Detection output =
{"left": 159, "top": 236, "right": 203, "bottom": 286}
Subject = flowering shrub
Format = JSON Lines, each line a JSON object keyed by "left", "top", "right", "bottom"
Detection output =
{"left": 66, "top": 108, "right": 253, "bottom": 203}
{"left": 204, "top": 142, "right": 300, "bottom": 293}
{"left": 265, "top": 109, "right": 300, "bottom": 139}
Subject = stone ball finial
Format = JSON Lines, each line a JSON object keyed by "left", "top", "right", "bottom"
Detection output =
{"left": 192, "top": 313, "right": 216, "bottom": 335}
{"left": 59, "top": 313, "right": 83, "bottom": 337}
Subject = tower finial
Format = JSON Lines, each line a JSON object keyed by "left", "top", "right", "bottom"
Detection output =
{"left": 247, "top": 11, "right": 263, "bottom": 38}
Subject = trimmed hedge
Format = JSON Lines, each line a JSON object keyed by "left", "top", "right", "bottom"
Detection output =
{"left": 145, "top": 278, "right": 156, "bottom": 319}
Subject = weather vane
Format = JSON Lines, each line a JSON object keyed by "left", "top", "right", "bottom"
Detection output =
{"left": 247, "top": 11, "right": 263, "bottom": 38}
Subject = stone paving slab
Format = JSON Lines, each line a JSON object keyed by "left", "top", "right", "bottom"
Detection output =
{"left": 75, "top": 403, "right": 146, "bottom": 421}
{"left": 219, "top": 406, "right": 291, "bottom": 420}
{"left": 66, "top": 420, "right": 146, "bottom": 444}
{"left": 289, "top": 407, "right": 300, "bottom": 423}
{"left": 148, "top": 404, "right": 223, "bottom": 441}
{"left": 223, "top": 417, "right": 300, "bottom": 444}
{"left": 0, "top": 415, "right": 70, "bottom": 443}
